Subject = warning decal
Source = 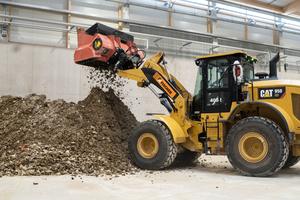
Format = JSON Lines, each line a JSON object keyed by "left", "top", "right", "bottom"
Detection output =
{"left": 153, "top": 72, "right": 176, "bottom": 98}
{"left": 258, "top": 87, "right": 286, "bottom": 99}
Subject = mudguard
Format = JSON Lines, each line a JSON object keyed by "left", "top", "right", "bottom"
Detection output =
{"left": 224, "top": 101, "right": 295, "bottom": 142}
{"left": 151, "top": 114, "right": 188, "bottom": 143}
{"left": 267, "top": 102, "right": 295, "bottom": 133}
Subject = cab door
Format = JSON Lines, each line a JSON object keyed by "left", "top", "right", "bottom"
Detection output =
{"left": 203, "top": 58, "right": 232, "bottom": 113}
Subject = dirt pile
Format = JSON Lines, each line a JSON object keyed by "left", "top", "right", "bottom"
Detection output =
{"left": 0, "top": 87, "right": 138, "bottom": 177}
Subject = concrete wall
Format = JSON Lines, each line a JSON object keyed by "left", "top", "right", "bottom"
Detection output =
{"left": 1, "top": 38, "right": 300, "bottom": 122}
{"left": 0, "top": 39, "right": 198, "bottom": 121}
{"left": 0, "top": 41, "right": 88, "bottom": 102}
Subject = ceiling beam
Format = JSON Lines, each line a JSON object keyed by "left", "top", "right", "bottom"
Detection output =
{"left": 291, "top": 12, "right": 300, "bottom": 17}
{"left": 283, "top": 0, "right": 300, "bottom": 15}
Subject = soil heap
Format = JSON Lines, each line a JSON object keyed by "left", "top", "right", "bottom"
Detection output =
{"left": 0, "top": 87, "right": 139, "bottom": 177}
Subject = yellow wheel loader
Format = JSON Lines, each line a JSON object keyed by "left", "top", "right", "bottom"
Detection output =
{"left": 74, "top": 23, "right": 300, "bottom": 177}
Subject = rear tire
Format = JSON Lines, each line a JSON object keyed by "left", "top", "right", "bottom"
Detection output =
{"left": 226, "top": 117, "right": 288, "bottom": 177}
{"left": 128, "top": 120, "right": 178, "bottom": 170}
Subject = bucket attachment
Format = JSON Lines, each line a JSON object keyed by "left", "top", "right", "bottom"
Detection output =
{"left": 85, "top": 23, "right": 134, "bottom": 43}
{"left": 74, "top": 22, "right": 145, "bottom": 71}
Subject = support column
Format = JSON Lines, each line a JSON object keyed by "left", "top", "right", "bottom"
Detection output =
{"left": 207, "top": 11, "right": 210, "bottom": 33}
{"left": 168, "top": 1, "right": 174, "bottom": 27}
{"left": 207, "top": 2, "right": 210, "bottom": 33}
{"left": 118, "top": 3, "right": 122, "bottom": 30}
{"left": 8, "top": 0, "right": 11, "bottom": 42}
{"left": 244, "top": 11, "right": 248, "bottom": 40}
{"left": 275, "top": 29, "right": 283, "bottom": 46}
{"left": 66, "top": 0, "right": 71, "bottom": 48}
{"left": 245, "top": 18, "right": 248, "bottom": 40}
{"left": 208, "top": 2, "right": 218, "bottom": 54}
{"left": 274, "top": 18, "right": 283, "bottom": 46}
{"left": 120, "top": 2, "right": 130, "bottom": 31}
{"left": 169, "top": 11, "right": 173, "bottom": 27}
{"left": 273, "top": 24, "right": 277, "bottom": 45}
{"left": 209, "top": 3, "right": 218, "bottom": 34}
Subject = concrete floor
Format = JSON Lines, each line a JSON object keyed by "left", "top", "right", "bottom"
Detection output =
{"left": 1, "top": 155, "right": 300, "bottom": 200}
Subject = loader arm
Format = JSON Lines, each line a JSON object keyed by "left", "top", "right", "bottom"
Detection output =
{"left": 74, "top": 22, "right": 194, "bottom": 145}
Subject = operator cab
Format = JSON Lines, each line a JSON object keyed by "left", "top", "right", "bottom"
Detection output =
{"left": 192, "top": 51, "right": 256, "bottom": 118}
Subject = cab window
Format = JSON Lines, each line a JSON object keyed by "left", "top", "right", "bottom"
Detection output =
{"left": 207, "top": 59, "right": 229, "bottom": 88}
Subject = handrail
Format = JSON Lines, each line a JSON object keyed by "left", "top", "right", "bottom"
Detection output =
{"left": 0, "top": 14, "right": 89, "bottom": 29}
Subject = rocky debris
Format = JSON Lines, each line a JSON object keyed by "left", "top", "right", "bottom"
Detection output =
{"left": 86, "top": 67, "right": 128, "bottom": 99}
{"left": 0, "top": 87, "right": 139, "bottom": 177}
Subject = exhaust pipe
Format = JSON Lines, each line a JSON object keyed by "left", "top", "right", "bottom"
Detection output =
{"left": 269, "top": 53, "right": 280, "bottom": 78}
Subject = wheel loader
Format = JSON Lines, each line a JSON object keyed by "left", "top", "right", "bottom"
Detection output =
{"left": 74, "top": 22, "right": 300, "bottom": 177}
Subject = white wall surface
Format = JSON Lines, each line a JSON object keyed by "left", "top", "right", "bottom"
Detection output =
{"left": 130, "top": 6, "right": 169, "bottom": 26}
{"left": 173, "top": 13, "right": 207, "bottom": 33}
{"left": 217, "top": 21, "right": 245, "bottom": 40}
{"left": 1, "top": 40, "right": 300, "bottom": 121}
{"left": 10, "top": 2, "right": 67, "bottom": 47}
{"left": 71, "top": 0, "right": 118, "bottom": 16}
{"left": 282, "top": 32, "right": 300, "bottom": 49}
{"left": 0, "top": 42, "right": 88, "bottom": 102}
{"left": 248, "top": 26, "right": 273, "bottom": 45}
{"left": 0, "top": 41, "right": 198, "bottom": 121}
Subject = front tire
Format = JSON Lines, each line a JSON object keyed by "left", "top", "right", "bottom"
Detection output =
{"left": 128, "top": 120, "right": 178, "bottom": 170}
{"left": 226, "top": 117, "right": 288, "bottom": 177}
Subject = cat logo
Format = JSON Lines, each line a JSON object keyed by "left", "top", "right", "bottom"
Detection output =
{"left": 153, "top": 72, "right": 176, "bottom": 99}
{"left": 260, "top": 89, "right": 273, "bottom": 98}
{"left": 93, "top": 38, "right": 102, "bottom": 50}
{"left": 258, "top": 87, "right": 286, "bottom": 99}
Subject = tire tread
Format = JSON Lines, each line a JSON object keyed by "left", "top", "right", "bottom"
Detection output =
{"left": 226, "top": 116, "right": 289, "bottom": 177}
{"left": 128, "top": 120, "right": 178, "bottom": 170}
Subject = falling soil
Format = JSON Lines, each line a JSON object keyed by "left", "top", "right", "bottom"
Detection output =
{"left": 0, "top": 86, "right": 139, "bottom": 177}
{"left": 86, "top": 67, "right": 129, "bottom": 99}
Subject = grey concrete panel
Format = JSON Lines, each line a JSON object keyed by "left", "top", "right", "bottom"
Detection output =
{"left": 31, "top": 46, "right": 81, "bottom": 102}
{"left": 0, "top": 37, "right": 8, "bottom": 96}
{"left": 130, "top": 5, "right": 169, "bottom": 26}
{"left": 282, "top": 32, "right": 300, "bottom": 49}
{"left": 71, "top": 0, "right": 118, "bottom": 17}
{"left": 248, "top": 26, "right": 273, "bottom": 45}
{"left": 217, "top": 21, "right": 245, "bottom": 40}
{"left": 6, "top": 43, "right": 34, "bottom": 95}
{"left": 1, "top": 41, "right": 300, "bottom": 121}
{"left": 173, "top": 13, "right": 207, "bottom": 33}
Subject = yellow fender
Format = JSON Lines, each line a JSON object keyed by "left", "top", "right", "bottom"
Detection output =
{"left": 267, "top": 102, "right": 295, "bottom": 133}
{"left": 227, "top": 101, "right": 295, "bottom": 142}
{"left": 152, "top": 114, "right": 188, "bottom": 143}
